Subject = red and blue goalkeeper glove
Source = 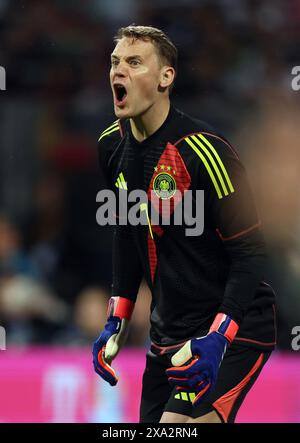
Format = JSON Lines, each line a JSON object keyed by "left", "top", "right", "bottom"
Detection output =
{"left": 166, "top": 313, "right": 239, "bottom": 406}
{"left": 92, "top": 296, "right": 134, "bottom": 386}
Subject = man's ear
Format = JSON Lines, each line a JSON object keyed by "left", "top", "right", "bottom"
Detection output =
{"left": 159, "top": 66, "right": 175, "bottom": 89}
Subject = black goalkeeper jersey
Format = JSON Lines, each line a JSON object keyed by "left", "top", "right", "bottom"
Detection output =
{"left": 97, "top": 104, "right": 276, "bottom": 351}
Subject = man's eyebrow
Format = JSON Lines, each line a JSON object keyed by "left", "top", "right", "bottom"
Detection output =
{"left": 110, "top": 54, "right": 143, "bottom": 60}
{"left": 126, "top": 54, "right": 143, "bottom": 60}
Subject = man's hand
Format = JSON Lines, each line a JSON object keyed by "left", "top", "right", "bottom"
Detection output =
{"left": 166, "top": 313, "right": 239, "bottom": 406}
{"left": 92, "top": 296, "right": 134, "bottom": 386}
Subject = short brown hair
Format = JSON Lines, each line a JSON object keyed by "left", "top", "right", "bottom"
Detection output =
{"left": 113, "top": 24, "right": 178, "bottom": 92}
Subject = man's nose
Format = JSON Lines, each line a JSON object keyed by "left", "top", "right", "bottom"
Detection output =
{"left": 113, "top": 61, "right": 127, "bottom": 77}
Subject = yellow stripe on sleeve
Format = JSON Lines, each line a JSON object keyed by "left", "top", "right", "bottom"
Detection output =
{"left": 98, "top": 121, "right": 119, "bottom": 141}
{"left": 190, "top": 135, "right": 229, "bottom": 197}
{"left": 185, "top": 137, "right": 223, "bottom": 199}
{"left": 198, "top": 134, "right": 234, "bottom": 193}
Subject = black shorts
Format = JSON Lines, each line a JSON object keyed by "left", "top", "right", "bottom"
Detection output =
{"left": 139, "top": 342, "right": 271, "bottom": 423}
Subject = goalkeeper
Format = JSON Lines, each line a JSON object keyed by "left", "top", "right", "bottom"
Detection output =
{"left": 93, "top": 25, "right": 276, "bottom": 423}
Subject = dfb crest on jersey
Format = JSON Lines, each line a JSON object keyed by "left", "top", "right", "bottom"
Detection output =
{"left": 153, "top": 168, "right": 176, "bottom": 199}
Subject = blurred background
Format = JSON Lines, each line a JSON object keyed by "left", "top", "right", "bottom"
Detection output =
{"left": 0, "top": 0, "right": 299, "bottom": 422}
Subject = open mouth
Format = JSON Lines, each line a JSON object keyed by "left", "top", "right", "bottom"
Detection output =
{"left": 114, "top": 84, "right": 127, "bottom": 104}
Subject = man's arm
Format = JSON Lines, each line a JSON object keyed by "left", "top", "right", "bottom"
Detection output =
{"left": 203, "top": 133, "right": 266, "bottom": 325}
{"left": 93, "top": 127, "right": 143, "bottom": 385}
{"left": 166, "top": 132, "right": 266, "bottom": 405}
{"left": 97, "top": 122, "right": 144, "bottom": 302}
{"left": 112, "top": 224, "right": 143, "bottom": 302}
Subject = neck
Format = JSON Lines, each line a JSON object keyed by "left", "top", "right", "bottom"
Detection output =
{"left": 130, "top": 100, "right": 170, "bottom": 143}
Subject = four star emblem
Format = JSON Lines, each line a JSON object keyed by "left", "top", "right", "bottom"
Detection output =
{"left": 154, "top": 164, "right": 176, "bottom": 175}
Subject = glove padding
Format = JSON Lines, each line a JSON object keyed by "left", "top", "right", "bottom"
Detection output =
{"left": 93, "top": 316, "right": 129, "bottom": 386}
{"left": 92, "top": 296, "right": 134, "bottom": 386}
{"left": 166, "top": 313, "right": 239, "bottom": 406}
{"left": 166, "top": 332, "right": 228, "bottom": 406}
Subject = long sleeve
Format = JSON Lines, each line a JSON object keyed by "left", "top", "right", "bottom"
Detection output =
{"left": 112, "top": 224, "right": 143, "bottom": 302}
{"left": 97, "top": 132, "right": 143, "bottom": 303}
{"left": 200, "top": 133, "right": 267, "bottom": 325}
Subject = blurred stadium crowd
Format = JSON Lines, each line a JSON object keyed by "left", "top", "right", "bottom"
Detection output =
{"left": 0, "top": 0, "right": 300, "bottom": 349}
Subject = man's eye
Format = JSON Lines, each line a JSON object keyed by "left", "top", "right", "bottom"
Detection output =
{"left": 129, "top": 60, "right": 140, "bottom": 66}
{"left": 111, "top": 60, "right": 118, "bottom": 66}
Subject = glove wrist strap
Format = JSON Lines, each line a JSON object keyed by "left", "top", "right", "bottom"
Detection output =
{"left": 107, "top": 296, "right": 135, "bottom": 320}
{"left": 209, "top": 313, "right": 239, "bottom": 344}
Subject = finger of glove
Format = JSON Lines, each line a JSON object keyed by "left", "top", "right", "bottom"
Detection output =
{"left": 174, "top": 379, "right": 207, "bottom": 393}
{"left": 173, "top": 374, "right": 209, "bottom": 392}
{"left": 92, "top": 343, "right": 104, "bottom": 369}
{"left": 94, "top": 363, "right": 118, "bottom": 386}
{"left": 166, "top": 358, "right": 209, "bottom": 379}
{"left": 192, "top": 381, "right": 211, "bottom": 407}
{"left": 94, "top": 365, "right": 118, "bottom": 386}
{"left": 166, "top": 357, "right": 199, "bottom": 378}
{"left": 175, "top": 386, "right": 196, "bottom": 393}
{"left": 94, "top": 349, "right": 118, "bottom": 386}
{"left": 92, "top": 338, "right": 106, "bottom": 357}
{"left": 168, "top": 371, "right": 207, "bottom": 389}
